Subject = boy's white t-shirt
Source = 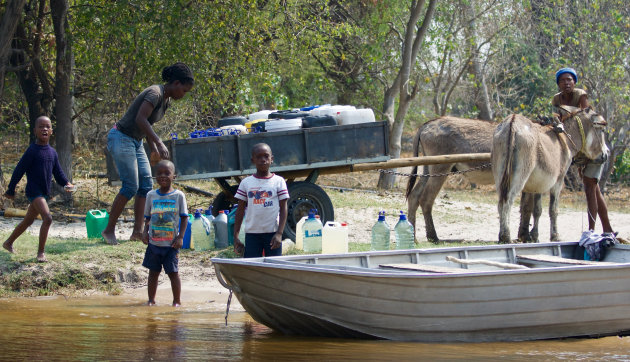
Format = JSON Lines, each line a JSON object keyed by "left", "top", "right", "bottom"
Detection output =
{"left": 234, "top": 174, "right": 289, "bottom": 233}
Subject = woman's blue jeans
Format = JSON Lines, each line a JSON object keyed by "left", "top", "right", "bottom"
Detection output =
{"left": 107, "top": 128, "right": 152, "bottom": 200}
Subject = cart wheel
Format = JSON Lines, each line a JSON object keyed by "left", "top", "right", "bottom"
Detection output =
{"left": 284, "top": 182, "right": 334, "bottom": 241}
{"left": 212, "top": 185, "right": 239, "bottom": 217}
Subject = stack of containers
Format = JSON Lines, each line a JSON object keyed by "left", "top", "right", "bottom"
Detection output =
{"left": 207, "top": 105, "right": 376, "bottom": 136}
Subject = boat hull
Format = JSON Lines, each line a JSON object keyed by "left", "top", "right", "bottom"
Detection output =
{"left": 213, "top": 242, "right": 630, "bottom": 342}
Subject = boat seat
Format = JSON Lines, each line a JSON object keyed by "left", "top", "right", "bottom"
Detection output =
{"left": 516, "top": 254, "right": 619, "bottom": 267}
{"left": 379, "top": 263, "right": 471, "bottom": 273}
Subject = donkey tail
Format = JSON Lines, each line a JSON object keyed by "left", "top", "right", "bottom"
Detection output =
{"left": 499, "top": 115, "right": 516, "bottom": 203}
{"left": 406, "top": 125, "right": 424, "bottom": 199}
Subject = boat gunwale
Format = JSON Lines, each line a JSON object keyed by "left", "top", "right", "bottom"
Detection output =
{"left": 211, "top": 242, "right": 630, "bottom": 278}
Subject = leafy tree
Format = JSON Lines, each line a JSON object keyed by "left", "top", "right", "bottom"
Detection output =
{"left": 526, "top": 0, "right": 630, "bottom": 187}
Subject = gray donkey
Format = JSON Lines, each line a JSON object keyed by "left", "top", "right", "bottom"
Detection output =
{"left": 406, "top": 116, "right": 542, "bottom": 243}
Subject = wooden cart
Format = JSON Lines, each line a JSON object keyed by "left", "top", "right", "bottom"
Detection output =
{"left": 106, "top": 121, "right": 489, "bottom": 240}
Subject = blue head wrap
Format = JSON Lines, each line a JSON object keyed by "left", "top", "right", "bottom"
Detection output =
{"left": 555, "top": 68, "right": 578, "bottom": 84}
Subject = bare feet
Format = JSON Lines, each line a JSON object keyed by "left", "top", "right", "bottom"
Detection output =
{"left": 129, "top": 232, "right": 143, "bottom": 242}
{"left": 37, "top": 253, "right": 47, "bottom": 263}
{"left": 2, "top": 240, "right": 13, "bottom": 253}
{"left": 101, "top": 230, "right": 119, "bottom": 245}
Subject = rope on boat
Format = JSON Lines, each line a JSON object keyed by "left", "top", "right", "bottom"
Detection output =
{"left": 225, "top": 289, "right": 232, "bottom": 326}
{"left": 214, "top": 264, "right": 235, "bottom": 326}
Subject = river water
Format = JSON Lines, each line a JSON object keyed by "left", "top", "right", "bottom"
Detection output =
{"left": 2, "top": 294, "right": 630, "bottom": 361}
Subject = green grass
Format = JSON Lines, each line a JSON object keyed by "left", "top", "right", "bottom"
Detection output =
{"left": 0, "top": 231, "right": 231, "bottom": 297}
{"left": 0, "top": 232, "right": 142, "bottom": 297}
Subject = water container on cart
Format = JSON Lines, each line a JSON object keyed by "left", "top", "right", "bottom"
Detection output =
{"left": 247, "top": 110, "right": 273, "bottom": 122}
{"left": 371, "top": 211, "right": 390, "bottom": 251}
{"left": 301, "top": 115, "right": 337, "bottom": 128}
{"left": 218, "top": 116, "right": 246, "bottom": 127}
{"left": 245, "top": 118, "right": 268, "bottom": 132}
{"left": 336, "top": 108, "right": 376, "bottom": 125}
{"left": 322, "top": 221, "right": 349, "bottom": 254}
{"left": 309, "top": 105, "right": 355, "bottom": 117}
{"left": 263, "top": 119, "right": 302, "bottom": 132}
{"left": 218, "top": 125, "right": 247, "bottom": 135}
{"left": 268, "top": 110, "right": 310, "bottom": 119}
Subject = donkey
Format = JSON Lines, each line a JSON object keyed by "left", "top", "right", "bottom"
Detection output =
{"left": 492, "top": 107, "right": 608, "bottom": 244}
{"left": 406, "top": 116, "right": 542, "bottom": 243}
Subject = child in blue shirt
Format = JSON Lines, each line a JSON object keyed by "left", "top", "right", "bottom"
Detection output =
{"left": 141, "top": 160, "right": 188, "bottom": 306}
{"left": 3, "top": 116, "right": 74, "bottom": 262}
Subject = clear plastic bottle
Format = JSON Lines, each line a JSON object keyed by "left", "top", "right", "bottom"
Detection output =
{"left": 227, "top": 206, "right": 247, "bottom": 246}
{"left": 204, "top": 206, "right": 215, "bottom": 223}
{"left": 394, "top": 211, "right": 415, "bottom": 250}
{"left": 213, "top": 210, "right": 229, "bottom": 249}
{"left": 295, "top": 215, "right": 308, "bottom": 250}
{"left": 371, "top": 211, "right": 391, "bottom": 251}
{"left": 192, "top": 209, "right": 211, "bottom": 251}
{"left": 303, "top": 210, "right": 323, "bottom": 253}
{"left": 204, "top": 207, "right": 215, "bottom": 249}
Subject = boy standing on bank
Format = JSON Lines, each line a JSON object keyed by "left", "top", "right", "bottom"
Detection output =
{"left": 233, "top": 143, "right": 289, "bottom": 258}
{"left": 141, "top": 160, "right": 188, "bottom": 306}
{"left": 3, "top": 116, "right": 74, "bottom": 262}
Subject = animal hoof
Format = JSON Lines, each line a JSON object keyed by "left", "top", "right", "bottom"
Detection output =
{"left": 427, "top": 237, "right": 440, "bottom": 244}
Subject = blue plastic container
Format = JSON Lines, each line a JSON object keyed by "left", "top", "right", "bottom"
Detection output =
{"left": 181, "top": 213, "right": 193, "bottom": 249}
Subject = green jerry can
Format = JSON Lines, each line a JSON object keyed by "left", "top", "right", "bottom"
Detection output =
{"left": 86, "top": 209, "right": 109, "bottom": 239}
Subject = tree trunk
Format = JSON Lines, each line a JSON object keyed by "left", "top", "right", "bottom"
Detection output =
{"left": 0, "top": 0, "right": 27, "bottom": 99}
{"left": 51, "top": 0, "right": 73, "bottom": 201}
{"left": 377, "top": 0, "right": 438, "bottom": 190}
{"left": 12, "top": 14, "right": 53, "bottom": 142}
{"left": 0, "top": 0, "right": 27, "bottom": 193}
{"left": 463, "top": 0, "right": 493, "bottom": 121}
